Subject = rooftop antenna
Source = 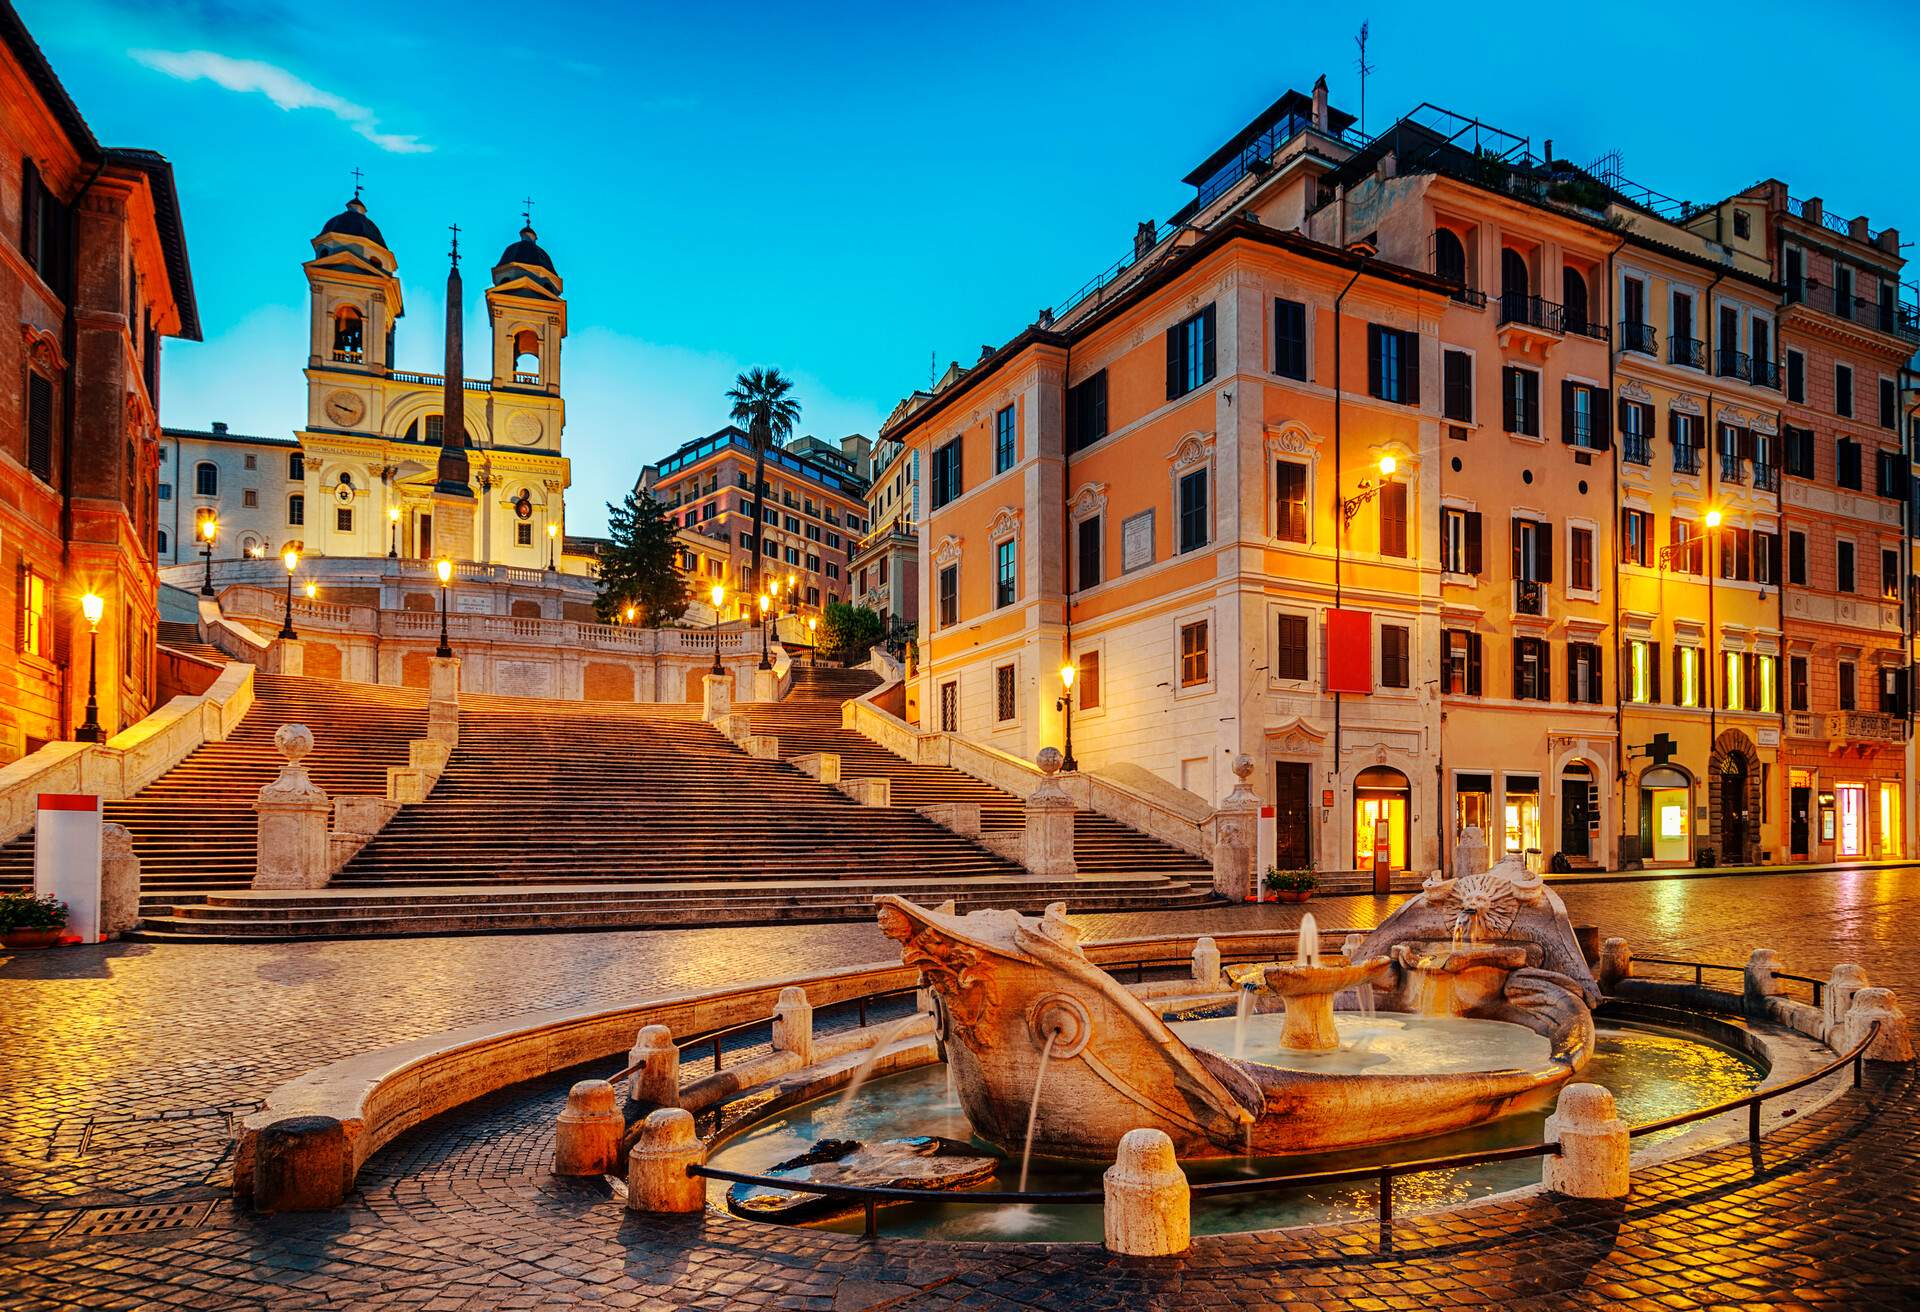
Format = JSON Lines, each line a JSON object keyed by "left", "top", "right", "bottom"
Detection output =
{"left": 350, "top": 166, "right": 365, "bottom": 199}
{"left": 929, "top": 349, "right": 935, "bottom": 390}
{"left": 1354, "top": 21, "right": 1373, "bottom": 137}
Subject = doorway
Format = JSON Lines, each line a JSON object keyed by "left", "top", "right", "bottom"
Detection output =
{"left": 1837, "top": 784, "right": 1866, "bottom": 858}
{"left": 1640, "top": 766, "right": 1691, "bottom": 864}
{"left": 1790, "top": 785, "right": 1812, "bottom": 858}
{"left": 1719, "top": 757, "right": 1749, "bottom": 863}
{"left": 1559, "top": 763, "right": 1594, "bottom": 860}
{"left": 1880, "top": 783, "right": 1902, "bottom": 859}
{"left": 1353, "top": 766, "right": 1410, "bottom": 877}
{"left": 1274, "top": 762, "right": 1311, "bottom": 870}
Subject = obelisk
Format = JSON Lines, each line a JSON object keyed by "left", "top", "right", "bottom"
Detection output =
{"left": 431, "top": 224, "right": 477, "bottom": 562}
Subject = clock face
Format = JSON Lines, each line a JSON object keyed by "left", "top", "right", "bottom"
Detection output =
{"left": 324, "top": 391, "right": 365, "bottom": 427}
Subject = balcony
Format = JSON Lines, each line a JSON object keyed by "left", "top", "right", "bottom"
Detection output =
{"left": 1749, "top": 357, "right": 1780, "bottom": 389}
{"left": 1669, "top": 336, "right": 1705, "bottom": 370}
{"left": 1827, "top": 711, "right": 1907, "bottom": 745}
{"left": 1564, "top": 313, "right": 1609, "bottom": 343}
{"left": 1716, "top": 349, "right": 1751, "bottom": 382}
{"left": 1620, "top": 321, "right": 1658, "bottom": 356}
{"left": 1673, "top": 444, "right": 1701, "bottom": 475}
{"left": 1499, "top": 293, "right": 1565, "bottom": 334}
{"left": 1514, "top": 579, "right": 1547, "bottom": 618}
{"left": 1719, "top": 453, "right": 1745, "bottom": 485}
{"left": 1623, "top": 432, "right": 1653, "bottom": 466}
{"left": 1753, "top": 463, "right": 1779, "bottom": 492}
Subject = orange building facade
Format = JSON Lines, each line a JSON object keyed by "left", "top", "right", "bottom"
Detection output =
{"left": 0, "top": 8, "right": 197, "bottom": 760}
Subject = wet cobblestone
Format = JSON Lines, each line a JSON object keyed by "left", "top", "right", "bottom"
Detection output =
{"left": 0, "top": 869, "right": 1915, "bottom": 1308}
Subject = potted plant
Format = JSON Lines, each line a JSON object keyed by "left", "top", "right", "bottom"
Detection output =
{"left": 1263, "top": 866, "right": 1318, "bottom": 904}
{"left": 0, "top": 891, "right": 68, "bottom": 950}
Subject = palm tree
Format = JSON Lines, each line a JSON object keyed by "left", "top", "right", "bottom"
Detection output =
{"left": 726, "top": 367, "right": 801, "bottom": 599}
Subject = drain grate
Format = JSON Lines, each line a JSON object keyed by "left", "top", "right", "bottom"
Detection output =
{"left": 62, "top": 1201, "right": 216, "bottom": 1237}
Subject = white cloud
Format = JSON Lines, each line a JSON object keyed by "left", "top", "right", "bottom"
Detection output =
{"left": 130, "top": 48, "right": 431, "bottom": 154}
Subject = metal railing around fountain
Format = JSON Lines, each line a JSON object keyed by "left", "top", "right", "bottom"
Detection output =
{"left": 1633, "top": 955, "right": 1832, "bottom": 1007}
{"left": 672, "top": 959, "right": 1888, "bottom": 1241}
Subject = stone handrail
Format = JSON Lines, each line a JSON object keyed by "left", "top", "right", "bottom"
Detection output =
{"left": 844, "top": 679, "right": 1210, "bottom": 858}
{"left": 867, "top": 644, "right": 904, "bottom": 682}
{"left": 0, "top": 661, "right": 255, "bottom": 843}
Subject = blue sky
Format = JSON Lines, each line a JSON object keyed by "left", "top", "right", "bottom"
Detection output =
{"left": 25, "top": 0, "right": 1919, "bottom": 534}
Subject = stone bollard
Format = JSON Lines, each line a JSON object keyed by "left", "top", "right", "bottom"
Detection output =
{"left": 1843, "top": 988, "right": 1915, "bottom": 1063}
{"left": 427, "top": 656, "right": 461, "bottom": 745}
{"left": 1744, "top": 948, "right": 1784, "bottom": 1009}
{"left": 626, "top": 1108, "right": 705, "bottom": 1213}
{"left": 552, "top": 1080, "right": 623, "bottom": 1176}
{"left": 99, "top": 822, "right": 141, "bottom": 939}
{"left": 1209, "top": 755, "right": 1259, "bottom": 902}
{"left": 252, "top": 725, "right": 332, "bottom": 890}
{"left": 701, "top": 671, "right": 734, "bottom": 723}
{"left": 772, "top": 985, "right": 814, "bottom": 1064}
{"left": 1103, "top": 1128, "right": 1191, "bottom": 1256}
{"left": 628, "top": 1025, "right": 680, "bottom": 1106}
{"left": 1597, "top": 938, "right": 1632, "bottom": 994}
{"left": 1023, "top": 748, "right": 1077, "bottom": 878}
{"left": 1541, "top": 1083, "right": 1630, "bottom": 1199}
{"left": 1824, "top": 964, "right": 1871, "bottom": 1038}
{"left": 1192, "top": 936, "right": 1223, "bottom": 990}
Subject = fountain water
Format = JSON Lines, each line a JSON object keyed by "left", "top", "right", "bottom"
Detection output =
{"left": 1297, "top": 912, "right": 1320, "bottom": 966}
{"left": 1231, "top": 984, "right": 1256, "bottom": 1059}
{"left": 837, "top": 1015, "right": 921, "bottom": 1111}
{"left": 1016, "top": 1031, "right": 1060, "bottom": 1192}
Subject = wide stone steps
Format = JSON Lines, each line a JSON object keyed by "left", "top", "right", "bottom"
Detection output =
{"left": 156, "top": 620, "right": 229, "bottom": 665}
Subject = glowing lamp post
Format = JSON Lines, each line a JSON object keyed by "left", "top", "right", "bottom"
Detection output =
{"left": 807, "top": 616, "right": 818, "bottom": 667}
{"left": 387, "top": 504, "right": 400, "bottom": 558}
{"left": 546, "top": 521, "right": 559, "bottom": 571}
{"left": 435, "top": 558, "right": 454, "bottom": 658}
{"left": 1340, "top": 455, "right": 1399, "bottom": 528}
{"left": 198, "top": 517, "right": 219, "bottom": 596}
{"left": 1056, "top": 661, "right": 1079, "bottom": 772}
{"left": 757, "top": 592, "right": 773, "bottom": 670}
{"left": 278, "top": 548, "right": 300, "bottom": 640}
{"left": 708, "top": 583, "right": 726, "bottom": 674}
{"left": 75, "top": 591, "right": 105, "bottom": 743}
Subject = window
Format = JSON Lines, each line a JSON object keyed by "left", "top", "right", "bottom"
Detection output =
{"left": 336, "top": 507, "right": 353, "bottom": 532}
{"left": 516, "top": 522, "right": 532, "bottom": 546}
{"left": 1669, "top": 517, "right": 1703, "bottom": 576}
{"left": 1178, "top": 469, "right": 1209, "bottom": 553}
{"left": 1621, "top": 509, "right": 1651, "bottom": 567}
{"left": 1075, "top": 516, "right": 1102, "bottom": 591}
{"left": 939, "top": 680, "right": 958, "bottom": 732}
{"left": 930, "top": 437, "right": 962, "bottom": 509}
{"left": 1670, "top": 411, "right": 1703, "bottom": 472}
{"left": 994, "top": 663, "right": 1016, "bottom": 722}
{"left": 195, "top": 462, "right": 218, "bottom": 496}
{"left": 1512, "top": 517, "right": 1552, "bottom": 582}
{"left": 242, "top": 488, "right": 258, "bottom": 508}
{"left": 1626, "top": 639, "right": 1658, "bottom": 704}
{"left": 1380, "top": 625, "right": 1410, "bottom": 689}
{"left": 1562, "top": 381, "right": 1609, "bottom": 448}
{"left": 1836, "top": 364, "right": 1854, "bottom": 418}
{"left": 1502, "top": 366, "right": 1541, "bottom": 436}
{"left": 1619, "top": 399, "right": 1653, "bottom": 463}
{"left": 1179, "top": 620, "right": 1209, "bottom": 687}
{"left": 1786, "top": 349, "right": 1805, "bottom": 402}
{"left": 1788, "top": 530, "right": 1807, "bottom": 585}
{"left": 1719, "top": 525, "right": 1752, "bottom": 582}
{"left": 994, "top": 539, "right": 1016, "bottom": 607}
{"left": 1880, "top": 378, "right": 1898, "bottom": 430}
{"left": 1513, "top": 636, "right": 1550, "bottom": 701}
{"left": 1274, "top": 298, "right": 1308, "bottom": 380}
{"left": 994, "top": 405, "right": 1016, "bottom": 474}
{"left": 1837, "top": 540, "right": 1855, "bottom": 593}
{"left": 1275, "top": 461, "right": 1308, "bottom": 543}
{"left": 158, "top": 482, "right": 171, "bottom": 501}
{"left": 1567, "top": 642, "right": 1603, "bottom": 704}
{"left": 1753, "top": 531, "right": 1778, "bottom": 585}
{"left": 1066, "top": 370, "right": 1108, "bottom": 452}
{"left": 1784, "top": 426, "right": 1815, "bottom": 479}
{"left": 1835, "top": 265, "right": 1855, "bottom": 319}
{"left": 1442, "top": 350, "right": 1473, "bottom": 423}
{"left": 1165, "top": 304, "right": 1217, "bottom": 400}
{"left": 1837, "top": 438, "right": 1862, "bottom": 491}
{"left": 1441, "top": 629, "right": 1482, "bottom": 695}
{"left": 1757, "top": 654, "right": 1778, "bottom": 713}
{"left": 1434, "top": 228, "right": 1468, "bottom": 285}
{"left": 1441, "top": 507, "right": 1482, "bottom": 575}
{"left": 1378, "top": 482, "right": 1408, "bottom": 559}
{"left": 1367, "top": 324, "right": 1419, "bottom": 405}
{"left": 157, "top": 529, "right": 168, "bottom": 554}
{"left": 288, "top": 494, "right": 305, "bottom": 526}
{"left": 243, "top": 453, "right": 257, "bottom": 471}
{"left": 1275, "top": 614, "right": 1309, "bottom": 681}
{"left": 1733, "top": 209, "right": 1751, "bottom": 239}
{"left": 1721, "top": 652, "right": 1745, "bottom": 711}
{"left": 1885, "top": 548, "right": 1901, "bottom": 600}
{"left": 289, "top": 453, "right": 304, "bottom": 480}
{"left": 332, "top": 306, "right": 364, "bottom": 363}
{"left": 1881, "top": 666, "right": 1906, "bottom": 716}
{"left": 1790, "top": 655, "right": 1809, "bottom": 711}
{"left": 1675, "top": 646, "right": 1702, "bottom": 708}
{"left": 1839, "top": 661, "right": 1857, "bottom": 711}
{"left": 937, "top": 565, "right": 958, "bottom": 626}
{"left": 1078, "top": 651, "right": 1101, "bottom": 710}
{"left": 17, "top": 567, "right": 46, "bottom": 656}
{"left": 1570, "top": 526, "right": 1594, "bottom": 592}
{"left": 784, "top": 516, "right": 799, "bottom": 533}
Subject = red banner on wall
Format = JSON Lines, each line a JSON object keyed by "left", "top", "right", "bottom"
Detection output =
{"left": 1325, "top": 609, "right": 1374, "bottom": 694}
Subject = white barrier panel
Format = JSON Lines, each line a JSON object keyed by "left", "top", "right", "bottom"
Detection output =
{"left": 1256, "top": 804, "right": 1275, "bottom": 903}
{"left": 34, "top": 793, "right": 102, "bottom": 943}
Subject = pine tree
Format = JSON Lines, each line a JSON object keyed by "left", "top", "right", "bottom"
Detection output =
{"left": 594, "top": 491, "right": 689, "bottom": 625}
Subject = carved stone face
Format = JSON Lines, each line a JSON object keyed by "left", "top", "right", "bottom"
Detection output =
{"left": 1446, "top": 872, "right": 1519, "bottom": 942}
{"left": 876, "top": 904, "right": 912, "bottom": 944}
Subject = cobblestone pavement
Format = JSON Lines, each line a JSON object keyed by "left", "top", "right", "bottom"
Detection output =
{"left": 0, "top": 868, "right": 1916, "bottom": 1309}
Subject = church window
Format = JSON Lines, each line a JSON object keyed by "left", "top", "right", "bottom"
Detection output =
{"left": 288, "top": 494, "right": 305, "bottom": 526}
{"left": 425, "top": 415, "right": 443, "bottom": 442}
{"left": 517, "top": 523, "right": 533, "bottom": 546}
{"left": 195, "top": 462, "right": 217, "bottom": 496}
{"left": 336, "top": 507, "right": 353, "bottom": 532}
{"left": 332, "top": 307, "right": 365, "bottom": 364}
{"left": 512, "top": 330, "right": 540, "bottom": 383}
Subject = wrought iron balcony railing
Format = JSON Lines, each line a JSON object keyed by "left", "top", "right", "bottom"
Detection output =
{"left": 1623, "top": 433, "right": 1653, "bottom": 465}
{"left": 1499, "top": 293, "right": 1565, "bottom": 334}
{"left": 1620, "top": 321, "right": 1658, "bottom": 355}
{"left": 1674, "top": 444, "right": 1701, "bottom": 475}
{"left": 1717, "top": 349, "right": 1751, "bottom": 381}
{"left": 1669, "top": 336, "right": 1706, "bottom": 369}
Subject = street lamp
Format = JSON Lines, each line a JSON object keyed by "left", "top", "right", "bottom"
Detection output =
{"left": 807, "top": 616, "right": 818, "bottom": 666}
{"left": 546, "top": 521, "right": 559, "bottom": 570}
{"left": 279, "top": 548, "right": 300, "bottom": 639}
{"left": 387, "top": 504, "right": 400, "bottom": 558}
{"left": 198, "top": 517, "right": 219, "bottom": 596}
{"left": 1340, "top": 455, "right": 1399, "bottom": 528}
{"left": 305, "top": 581, "right": 318, "bottom": 601}
{"left": 75, "top": 591, "right": 104, "bottom": 742}
{"left": 622, "top": 604, "right": 636, "bottom": 625}
{"left": 708, "top": 582, "right": 726, "bottom": 674}
{"left": 1056, "top": 661, "right": 1079, "bottom": 772}
{"left": 757, "top": 592, "right": 772, "bottom": 669}
{"left": 435, "top": 557, "right": 454, "bottom": 658}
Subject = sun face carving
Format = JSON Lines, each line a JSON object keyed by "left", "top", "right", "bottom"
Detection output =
{"left": 1435, "top": 872, "right": 1520, "bottom": 942}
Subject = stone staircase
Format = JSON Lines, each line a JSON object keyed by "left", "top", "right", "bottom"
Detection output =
{"left": 157, "top": 619, "right": 228, "bottom": 666}
{"left": 0, "top": 674, "right": 426, "bottom": 901}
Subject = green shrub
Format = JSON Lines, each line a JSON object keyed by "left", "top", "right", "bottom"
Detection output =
{"left": 0, "top": 891, "right": 67, "bottom": 931}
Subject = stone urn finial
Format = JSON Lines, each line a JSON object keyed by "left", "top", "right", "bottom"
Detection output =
{"left": 1036, "top": 746, "right": 1063, "bottom": 777}
{"left": 1231, "top": 754, "right": 1254, "bottom": 784}
{"left": 259, "top": 723, "right": 325, "bottom": 803}
{"left": 275, "top": 723, "right": 314, "bottom": 765}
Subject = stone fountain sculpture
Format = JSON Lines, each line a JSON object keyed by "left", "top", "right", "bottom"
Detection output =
{"left": 877, "top": 855, "right": 1599, "bottom": 1161}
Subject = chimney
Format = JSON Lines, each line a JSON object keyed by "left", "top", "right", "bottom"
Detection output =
{"left": 211, "top": 421, "right": 228, "bottom": 434}
{"left": 1801, "top": 196, "right": 1824, "bottom": 228}
{"left": 1311, "top": 75, "right": 1329, "bottom": 132}
{"left": 1878, "top": 227, "right": 1901, "bottom": 257}
{"left": 1134, "top": 220, "right": 1157, "bottom": 258}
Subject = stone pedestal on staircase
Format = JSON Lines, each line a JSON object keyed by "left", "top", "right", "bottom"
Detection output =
{"left": 1024, "top": 748, "right": 1077, "bottom": 879}
{"left": 1208, "top": 755, "right": 1259, "bottom": 901}
{"left": 702, "top": 671, "right": 734, "bottom": 723}
{"left": 100, "top": 822, "right": 141, "bottom": 938}
{"left": 252, "top": 724, "right": 332, "bottom": 890}
{"left": 427, "top": 657, "right": 461, "bottom": 745}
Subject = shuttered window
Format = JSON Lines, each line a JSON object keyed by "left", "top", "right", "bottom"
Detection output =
{"left": 1179, "top": 621, "right": 1209, "bottom": 687}
{"left": 1502, "top": 366, "right": 1541, "bottom": 436}
{"left": 1166, "top": 305, "right": 1217, "bottom": 400}
{"left": 1078, "top": 651, "right": 1101, "bottom": 710}
{"left": 1367, "top": 325, "right": 1420, "bottom": 405}
{"left": 1178, "top": 469, "right": 1209, "bottom": 553}
{"left": 1380, "top": 625, "right": 1410, "bottom": 688}
{"left": 1075, "top": 515, "right": 1102, "bottom": 591}
{"left": 1275, "top": 461, "right": 1307, "bottom": 542}
{"left": 1066, "top": 370, "right": 1108, "bottom": 452}
{"left": 1442, "top": 350, "right": 1473, "bottom": 422}
{"left": 1274, "top": 613, "right": 1309, "bottom": 681}
{"left": 25, "top": 371, "right": 53, "bottom": 483}
{"left": 1442, "top": 629, "right": 1482, "bottom": 695}
{"left": 1378, "top": 482, "right": 1408, "bottom": 558}
{"left": 1274, "top": 298, "right": 1307, "bottom": 380}
{"left": 930, "top": 437, "right": 963, "bottom": 508}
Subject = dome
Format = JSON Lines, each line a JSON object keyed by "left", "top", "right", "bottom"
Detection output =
{"left": 317, "top": 196, "right": 386, "bottom": 247}
{"left": 497, "top": 225, "right": 556, "bottom": 275}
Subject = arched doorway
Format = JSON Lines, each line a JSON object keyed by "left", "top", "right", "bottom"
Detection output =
{"left": 1559, "top": 762, "right": 1595, "bottom": 860}
{"left": 1562, "top": 268, "right": 1590, "bottom": 334}
{"left": 1433, "top": 228, "right": 1467, "bottom": 286}
{"left": 1639, "top": 766, "right": 1692, "bottom": 864}
{"left": 1708, "top": 730, "right": 1760, "bottom": 865}
{"left": 1353, "top": 766, "right": 1410, "bottom": 872}
{"left": 1719, "top": 756, "right": 1749, "bottom": 862}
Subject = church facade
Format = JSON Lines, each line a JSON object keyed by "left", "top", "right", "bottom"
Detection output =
{"left": 160, "top": 195, "right": 572, "bottom": 570}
